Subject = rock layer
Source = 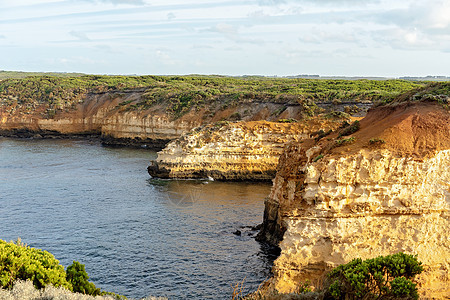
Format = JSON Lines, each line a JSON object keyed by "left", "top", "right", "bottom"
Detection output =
{"left": 148, "top": 119, "right": 345, "bottom": 181}
{"left": 0, "top": 90, "right": 202, "bottom": 149}
{"left": 0, "top": 89, "right": 323, "bottom": 149}
{"left": 260, "top": 101, "right": 450, "bottom": 298}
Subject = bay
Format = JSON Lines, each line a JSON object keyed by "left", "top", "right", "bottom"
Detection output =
{"left": 0, "top": 138, "right": 275, "bottom": 299}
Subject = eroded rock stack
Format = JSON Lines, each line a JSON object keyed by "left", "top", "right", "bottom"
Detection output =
{"left": 148, "top": 119, "right": 345, "bottom": 181}
{"left": 259, "top": 95, "right": 450, "bottom": 298}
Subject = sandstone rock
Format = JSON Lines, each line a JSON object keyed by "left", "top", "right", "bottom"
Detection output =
{"left": 260, "top": 100, "right": 450, "bottom": 298}
{"left": 148, "top": 119, "right": 345, "bottom": 181}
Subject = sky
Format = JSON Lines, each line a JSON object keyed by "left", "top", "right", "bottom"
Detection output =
{"left": 0, "top": 0, "right": 449, "bottom": 77}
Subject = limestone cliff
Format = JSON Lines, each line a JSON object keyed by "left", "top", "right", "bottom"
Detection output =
{"left": 0, "top": 88, "right": 318, "bottom": 149}
{"left": 259, "top": 96, "right": 450, "bottom": 298}
{"left": 0, "top": 76, "right": 424, "bottom": 149}
{"left": 0, "top": 90, "right": 202, "bottom": 149}
{"left": 147, "top": 118, "right": 346, "bottom": 181}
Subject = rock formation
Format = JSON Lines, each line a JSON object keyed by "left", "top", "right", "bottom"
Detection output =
{"left": 0, "top": 88, "right": 320, "bottom": 149}
{"left": 259, "top": 88, "right": 450, "bottom": 298}
{"left": 147, "top": 118, "right": 346, "bottom": 181}
{"left": 0, "top": 90, "right": 204, "bottom": 149}
{"left": 1, "top": 76, "right": 379, "bottom": 150}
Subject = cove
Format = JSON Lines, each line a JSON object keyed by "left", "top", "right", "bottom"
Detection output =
{"left": 0, "top": 138, "right": 275, "bottom": 299}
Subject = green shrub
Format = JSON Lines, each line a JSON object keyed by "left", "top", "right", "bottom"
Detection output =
{"left": 0, "top": 239, "right": 71, "bottom": 290}
{"left": 0, "top": 239, "right": 124, "bottom": 298}
{"left": 313, "top": 154, "right": 324, "bottom": 162}
{"left": 369, "top": 138, "right": 385, "bottom": 145}
{"left": 66, "top": 261, "right": 101, "bottom": 296}
{"left": 334, "top": 137, "right": 355, "bottom": 147}
{"left": 326, "top": 252, "right": 423, "bottom": 299}
{"left": 314, "top": 129, "right": 333, "bottom": 141}
{"left": 277, "top": 118, "right": 298, "bottom": 123}
{"left": 338, "top": 120, "right": 360, "bottom": 138}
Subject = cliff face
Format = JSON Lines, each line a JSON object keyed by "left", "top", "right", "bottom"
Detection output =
{"left": 147, "top": 118, "right": 346, "bottom": 181}
{"left": 261, "top": 101, "right": 450, "bottom": 298}
{"left": 0, "top": 90, "right": 199, "bottom": 148}
{"left": 0, "top": 88, "right": 321, "bottom": 149}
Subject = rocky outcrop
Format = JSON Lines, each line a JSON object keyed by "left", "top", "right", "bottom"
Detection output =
{"left": 260, "top": 99, "right": 450, "bottom": 298}
{"left": 147, "top": 118, "right": 346, "bottom": 181}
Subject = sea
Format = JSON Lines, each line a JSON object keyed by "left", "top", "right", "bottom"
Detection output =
{"left": 0, "top": 137, "right": 276, "bottom": 299}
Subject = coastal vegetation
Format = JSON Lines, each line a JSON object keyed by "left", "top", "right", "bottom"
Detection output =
{"left": 1, "top": 238, "right": 424, "bottom": 300}
{"left": 0, "top": 239, "right": 123, "bottom": 299}
{"left": 240, "top": 253, "right": 423, "bottom": 300}
{"left": 379, "top": 81, "right": 450, "bottom": 107}
{"left": 0, "top": 75, "right": 424, "bottom": 118}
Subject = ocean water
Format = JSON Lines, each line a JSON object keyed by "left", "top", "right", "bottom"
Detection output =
{"left": 0, "top": 138, "right": 276, "bottom": 299}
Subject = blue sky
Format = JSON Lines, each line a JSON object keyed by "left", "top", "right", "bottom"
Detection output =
{"left": 0, "top": 0, "right": 449, "bottom": 76}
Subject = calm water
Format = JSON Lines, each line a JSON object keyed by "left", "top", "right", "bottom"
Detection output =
{"left": 0, "top": 138, "right": 275, "bottom": 299}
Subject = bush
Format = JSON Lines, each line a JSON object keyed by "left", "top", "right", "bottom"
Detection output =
{"left": 334, "top": 137, "right": 355, "bottom": 147}
{"left": 369, "top": 138, "right": 385, "bottom": 145}
{"left": 326, "top": 252, "right": 423, "bottom": 299}
{"left": 66, "top": 261, "right": 101, "bottom": 296}
{"left": 0, "top": 239, "right": 124, "bottom": 298}
{"left": 277, "top": 118, "right": 298, "bottom": 123}
{"left": 0, "top": 239, "right": 71, "bottom": 290}
{"left": 338, "top": 120, "right": 360, "bottom": 138}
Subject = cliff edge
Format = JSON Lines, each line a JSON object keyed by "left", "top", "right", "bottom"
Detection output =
{"left": 259, "top": 83, "right": 450, "bottom": 298}
{"left": 1, "top": 76, "right": 421, "bottom": 149}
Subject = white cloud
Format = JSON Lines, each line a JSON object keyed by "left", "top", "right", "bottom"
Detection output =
{"left": 192, "top": 44, "right": 213, "bottom": 49}
{"left": 69, "top": 31, "right": 91, "bottom": 42}
{"left": 155, "top": 49, "right": 176, "bottom": 65}
{"left": 76, "top": 0, "right": 146, "bottom": 5}
{"left": 298, "top": 27, "right": 363, "bottom": 44}
{"left": 375, "top": 27, "right": 435, "bottom": 49}
{"left": 167, "top": 12, "right": 176, "bottom": 20}
{"left": 423, "top": 0, "right": 450, "bottom": 29}
{"left": 207, "top": 23, "right": 264, "bottom": 44}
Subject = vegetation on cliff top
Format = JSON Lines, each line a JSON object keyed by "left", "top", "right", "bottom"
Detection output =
{"left": 0, "top": 75, "right": 424, "bottom": 118}
{"left": 380, "top": 81, "right": 450, "bottom": 106}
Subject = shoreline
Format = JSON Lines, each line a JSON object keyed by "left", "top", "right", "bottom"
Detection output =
{"left": 0, "top": 129, "right": 170, "bottom": 151}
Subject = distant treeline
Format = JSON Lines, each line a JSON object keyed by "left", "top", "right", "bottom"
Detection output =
{"left": 0, "top": 70, "right": 85, "bottom": 79}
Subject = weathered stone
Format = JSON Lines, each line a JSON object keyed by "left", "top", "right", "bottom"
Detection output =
{"left": 261, "top": 101, "right": 450, "bottom": 298}
{"left": 148, "top": 119, "right": 344, "bottom": 181}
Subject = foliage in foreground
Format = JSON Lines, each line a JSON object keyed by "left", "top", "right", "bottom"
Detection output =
{"left": 241, "top": 252, "right": 423, "bottom": 300}
{"left": 0, "top": 239, "right": 70, "bottom": 290}
{"left": 0, "top": 239, "right": 123, "bottom": 298}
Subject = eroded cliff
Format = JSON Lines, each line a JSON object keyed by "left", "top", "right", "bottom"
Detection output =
{"left": 260, "top": 94, "right": 450, "bottom": 298}
{"left": 0, "top": 88, "right": 311, "bottom": 149}
{"left": 0, "top": 89, "right": 201, "bottom": 148}
{"left": 148, "top": 118, "right": 346, "bottom": 181}
{"left": 1, "top": 76, "right": 421, "bottom": 149}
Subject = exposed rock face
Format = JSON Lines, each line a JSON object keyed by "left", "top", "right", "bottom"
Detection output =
{"left": 148, "top": 119, "right": 345, "bottom": 181}
{"left": 1, "top": 88, "right": 326, "bottom": 149}
{"left": 0, "top": 91, "right": 202, "bottom": 149}
{"left": 260, "top": 101, "right": 450, "bottom": 298}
